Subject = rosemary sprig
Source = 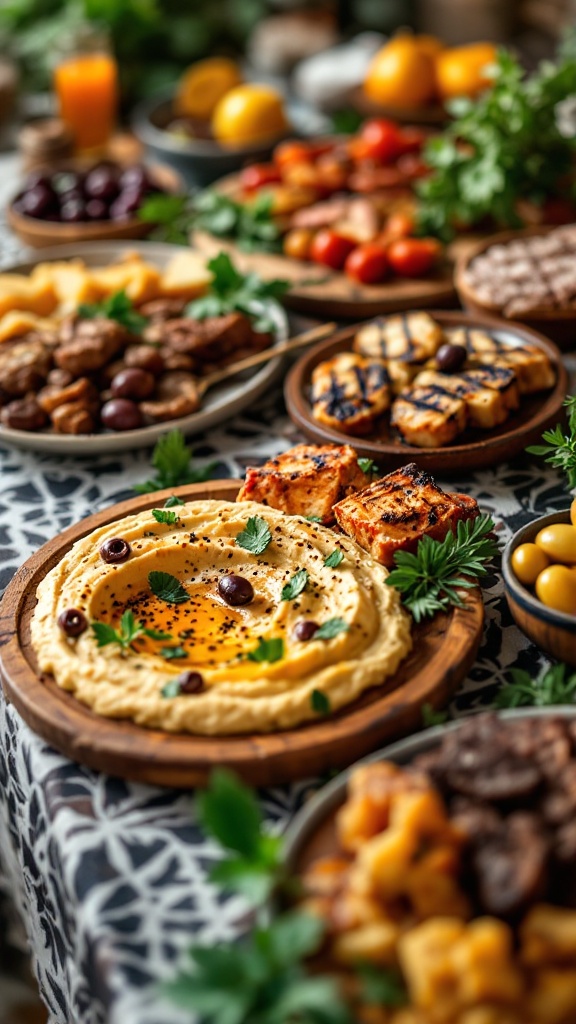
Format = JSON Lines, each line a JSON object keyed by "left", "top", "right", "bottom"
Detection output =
{"left": 526, "top": 395, "right": 576, "bottom": 490}
{"left": 385, "top": 514, "right": 498, "bottom": 622}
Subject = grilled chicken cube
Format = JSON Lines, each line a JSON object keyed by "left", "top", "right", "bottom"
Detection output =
{"left": 391, "top": 386, "right": 466, "bottom": 448}
{"left": 354, "top": 313, "right": 445, "bottom": 364}
{"left": 311, "top": 352, "right": 391, "bottom": 435}
{"left": 412, "top": 370, "right": 509, "bottom": 430}
{"left": 462, "top": 365, "right": 520, "bottom": 411}
{"left": 490, "top": 345, "right": 556, "bottom": 395}
{"left": 333, "top": 462, "right": 479, "bottom": 566}
{"left": 237, "top": 443, "right": 367, "bottom": 524}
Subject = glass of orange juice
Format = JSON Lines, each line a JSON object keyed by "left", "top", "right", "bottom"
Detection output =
{"left": 54, "top": 25, "right": 118, "bottom": 153}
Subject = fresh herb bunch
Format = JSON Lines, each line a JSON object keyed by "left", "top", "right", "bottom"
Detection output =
{"left": 134, "top": 429, "right": 217, "bottom": 494}
{"left": 386, "top": 514, "right": 498, "bottom": 622}
{"left": 139, "top": 189, "right": 283, "bottom": 253}
{"left": 496, "top": 662, "right": 576, "bottom": 708}
{"left": 417, "top": 46, "right": 576, "bottom": 239}
{"left": 78, "top": 290, "right": 148, "bottom": 334}
{"left": 526, "top": 395, "right": 576, "bottom": 490}
{"left": 187, "top": 252, "right": 288, "bottom": 334}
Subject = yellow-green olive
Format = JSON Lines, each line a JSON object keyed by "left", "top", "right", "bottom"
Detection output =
{"left": 534, "top": 524, "right": 576, "bottom": 565}
{"left": 511, "top": 543, "right": 550, "bottom": 586}
{"left": 571, "top": 496, "right": 576, "bottom": 528}
{"left": 535, "top": 564, "right": 576, "bottom": 616}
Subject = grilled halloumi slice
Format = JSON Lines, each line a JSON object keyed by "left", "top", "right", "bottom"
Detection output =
{"left": 489, "top": 345, "right": 556, "bottom": 395}
{"left": 444, "top": 327, "right": 506, "bottom": 359}
{"left": 463, "top": 365, "right": 520, "bottom": 411}
{"left": 311, "top": 352, "right": 391, "bottom": 435}
{"left": 413, "top": 370, "right": 509, "bottom": 430}
{"left": 391, "top": 386, "right": 466, "bottom": 448}
{"left": 354, "top": 312, "right": 445, "bottom": 364}
{"left": 237, "top": 443, "right": 367, "bottom": 524}
{"left": 333, "top": 462, "right": 479, "bottom": 566}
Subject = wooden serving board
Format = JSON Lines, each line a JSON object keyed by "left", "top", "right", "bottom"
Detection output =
{"left": 285, "top": 310, "right": 569, "bottom": 475}
{"left": 0, "top": 480, "right": 484, "bottom": 788}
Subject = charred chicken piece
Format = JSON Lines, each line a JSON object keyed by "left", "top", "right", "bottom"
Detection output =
{"left": 391, "top": 385, "right": 467, "bottom": 448}
{"left": 333, "top": 462, "right": 479, "bottom": 566}
{"left": 411, "top": 370, "right": 510, "bottom": 430}
{"left": 237, "top": 443, "right": 367, "bottom": 524}
{"left": 311, "top": 352, "right": 391, "bottom": 435}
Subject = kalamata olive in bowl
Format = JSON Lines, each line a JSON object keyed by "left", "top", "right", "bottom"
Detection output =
{"left": 84, "top": 164, "right": 121, "bottom": 202}
{"left": 111, "top": 368, "right": 155, "bottom": 400}
{"left": 101, "top": 398, "right": 144, "bottom": 431}
{"left": 21, "top": 183, "right": 58, "bottom": 219}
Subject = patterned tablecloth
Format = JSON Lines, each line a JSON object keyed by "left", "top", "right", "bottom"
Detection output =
{"left": 0, "top": 153, "right": 574, "bottom": 1024}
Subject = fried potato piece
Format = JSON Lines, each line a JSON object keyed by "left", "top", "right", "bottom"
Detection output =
{"left": 159, "top": 251, "right": 212, "bottom": 300}
{"left": 0, "top": 310, "right": 56, "bottom": 343}
{"left": 31, "top": 260, "right": 100, "bottom": 313}
{"left": 354, "top": 313, "right": 445, "bottom": 364}
{"left": 391, "top": 386, "right": 466, "bottom": 448}
{"left": 0, "top": 270, "right": 57, "bottom": 318}
{"left": 237, "top": 442, "right": 367, "bottom": 524}
{"left": 311, "top": 352, "right": 391, "bottom": 435}
{"left": 90, "top": 255, "right": 161, "bottom": 305}
{"left": 520, "top": 905, "right": 576, "bottom": 966}
{"left": 333, "top": 462, "right": 478, "bottom": 566}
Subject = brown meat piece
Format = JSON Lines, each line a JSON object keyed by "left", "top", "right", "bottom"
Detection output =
{"left": 0, "top": 338, "right": 52, "bottom": 396}
{"left": 333, "top": 462, "right": 479, "bottom": 566}
{"left": 38, "top": 377, "right": 99, "bottom": 415}
{"left": 139, "top": 371, "right": 200, "bottom": 422}
{"left": 54, "top": 318, "right": 129, "bottom": 376}
{"left": 160, "top": 312, "right": 256, "bottom": 363}
{"left": 0, "top": 395, "right": 48, "bottom": 431}
{"left": 237, "top": 443, "right": 367, "bottom": 524}
{"left": 472, "top": 813, "right": 550, "bottom": 918}
{"left": 124, "top": 345, "right": 165, "bottom": 376}
{"left": 51, "top": 401, "right": 96, "bottom": 435}
{"left": 138, "top": 297, "right": 187, "bottom": 321}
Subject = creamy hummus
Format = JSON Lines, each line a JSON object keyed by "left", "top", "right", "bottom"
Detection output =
{"left": 31, "top": 500, "right": 412, "bottom": 734}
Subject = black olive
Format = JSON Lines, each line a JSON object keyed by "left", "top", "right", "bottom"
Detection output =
{"left": 177, "top": 670, "right": 205, "bottom": 695}
{"left": 58, "top": 608, "right": 88, "bottom": 637}
{"left": 218, "top": 574, "right": 254, "bottom": 606}
{"left": 100, "top": 537, "right": 131, "bottom": 564}
{"left": 436, "top": 343, "right": 467, "bottom": 374}
{"left": 101, "top": 398, "right": 144, "bottom": 432}
{"left": 292, "top": 620, "right": 319, "bottom": 641}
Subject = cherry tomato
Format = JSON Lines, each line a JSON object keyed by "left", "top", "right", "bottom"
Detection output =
{"left": 383, "top": 211, "right": 415, "bottom": 239}
{"left": 387, "top": 237, "right": 442, "bottom": 277}
{"left": 397, "top": 126, "right": 427, "bottom": 154}
{"left": 283, "top": 227, "right": 314, "bottom": 262}
{"left": 239, "top": 163, "right": 282, "bottom": 192}
{"left": 359, "top": 119, "right": 404, "bottom": 163}
{"left": 310, "top": 229, "right": 356, "bottom": 270}
{"left": 511, "top": 543, "right": 549, "bottom": 586}
{"left": 274, "top": 140, "right": 314, "bottom": 167}
{"left": 344, "top": 243, "right": 389, "bottom": 284}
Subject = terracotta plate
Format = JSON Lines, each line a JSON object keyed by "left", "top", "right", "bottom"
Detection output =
{"left": 0, "top": 480, "right": 484, "bottom": 788}
{"left": 284, "top": 310, "right": 569, "bottom": 474}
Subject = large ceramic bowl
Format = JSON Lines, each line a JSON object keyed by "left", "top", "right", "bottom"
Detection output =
{"left": 502, "top": 510, "right": 576, "bottom": 667}
{"left": 132, "top": 93, "right": 288, "bottom": 188}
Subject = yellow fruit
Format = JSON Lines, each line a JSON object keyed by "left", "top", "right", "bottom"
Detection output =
{"left": 364, "top": 36, "right": 437, "bottom": 109}
{"left": 175, "top": 57, "right": 243, "bottom": 120}
{"left": 511, "top": 543, "right": 549, "bottom": 587}
{"left": 436, "top": 43, "right": 497, "bottom": 100}
{"left": 535, "top": 524, "right": 576, "bottom": 565}
{"left": 415, "top": 34, "right": 444, "bottom": 59}
{"left": 535, "top": 564, "right": 576, "bottom": 616}
{"left": 571, "top": 496, "right": 576, "bottom": 528}
{"left": 211, "top": 84, "right": 288, "bottom": 147}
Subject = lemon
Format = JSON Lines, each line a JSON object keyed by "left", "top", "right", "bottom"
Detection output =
{"left": 175, "top": 57, "right": 242, "bottom": 120}
{"left": 364, "top": 36, "right": 437, "bottom": 108}
{"left": 211, "top": 84, "right": 288, "bottom": 147}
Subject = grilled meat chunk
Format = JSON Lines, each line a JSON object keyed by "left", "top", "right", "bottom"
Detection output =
{"left": 412, "top": 370, "right": 510, "bottom": 430}
{"left": 391, "top": 386, "right": 466, "bottom": 448}
{"left": 237, "top": 443, "right": 367, "bottom": 524}
{"left": 354, "top": 313, "right": 444, "bottom": 364}
{"left": 333, "top": 463, "right": 479, "bottom": 566}
{"left": 311, "top": 352, "right": 391, "bottom": 435}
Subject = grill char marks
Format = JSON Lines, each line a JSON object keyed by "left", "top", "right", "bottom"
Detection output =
{"left": 391, "top": 385, "right": 467, "bottom": 447}
{"left": 311, "top": 352, "right": 391, "bottom": 435}
{"left": 333, "top": 462, "right": 480, "bottom": 566}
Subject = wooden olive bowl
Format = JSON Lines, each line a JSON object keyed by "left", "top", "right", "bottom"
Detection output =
{"left": 502, "top": 510, "right": 576, "bottom": 667}
{"left": 6, "top": 160, "right": 183, "bottom": 249}
{"left": 455, "top": 226, "right": 576, "bottom": 351}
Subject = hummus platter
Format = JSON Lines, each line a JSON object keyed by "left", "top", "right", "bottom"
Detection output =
{"left": 0, "top": 445, "right": 485, "bottom": 786}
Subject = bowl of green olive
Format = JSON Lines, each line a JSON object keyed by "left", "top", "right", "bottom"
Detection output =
{"left": 503, "top": 506, "right": 576, "bottom": 666}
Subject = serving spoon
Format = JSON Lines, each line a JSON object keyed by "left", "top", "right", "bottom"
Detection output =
{"left": 194, "top": 321, "right": 337, "bottom": 401}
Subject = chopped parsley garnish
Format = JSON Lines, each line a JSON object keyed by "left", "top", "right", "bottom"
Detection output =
{"left": 235, "top": 515, "right": 272, "bottom": 555}
{"left": 164, "top": 495, "right": 185, "bottom": 508}
{"left": 357, "top": 457, "right": 379, "bottom": 476}
{"left": 91, "top": 609, "right": 172, "bottom": 651}
{"left": 160, "top": 646, "right": 187, "bottom": 660}
{"left": 148, "top": 570, "right": 190, "bottom": 604}
{"left": 310, "top": 689, "right": 331, "bottom": 714}
{"left": 324, "top": 549, "right": 344, "bottom": 568}
{"left": 134, "top": 429, "right": 217, "bottom": 494}
{"left": 315, "top": 617, "right": 349, "bottom": 640}
{"left": 152, "top": 508, "right": 179, "bottom": 524}
{"left": 78, "top": 289, "right": 148, "bottom": 334}
{"left": 281, "top": 569, "right": 309, "bottom": 601}
{"left": 247, "top": 637, "right": 284, "bottom": 663}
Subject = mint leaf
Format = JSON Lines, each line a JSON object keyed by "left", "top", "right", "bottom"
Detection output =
{"left": 315, "top": 617, "right": 349, "bottom": 640}
{"left": 235, "top": 515, "right": 272, "bottom": 555}
{"left": 310, "top": 689, "right": 331, "bottom": 714}
{"left": 164, "top": 495, "right": 185, "bottom": 508}
{"left": 247, "top": 637, "right": 284, "bottom": 663}
{"left": 148, "top": 571, "right": 189, "bottom": 604}
{"left": 198, "top": 768, "right": 267, "bottom": 860}
{"left": 91, "top": 621, "right": 121, "bottom": 648}
{"left": 160, "top": 646, "right": 187, "bottom": 660}
{"left": 324, "top": 549, "right": 344, "bottom": 568}
{"left": 152, "top": 509, "right": 179, "bottom": 524}
{"left": 281, "top": 569, "right": 308, "bottom": 601}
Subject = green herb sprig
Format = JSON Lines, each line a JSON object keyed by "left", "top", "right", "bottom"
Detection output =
{"left": 526, "top": 395, "right": 576, "bottom": 490}
{"left": 186, "top": 252, "right": 288, "bottom": 334}
{"left": 247, "top": 637, "right": 284, "bottom": 664}
{"left": 148, "top": 570, "right": 190, "bottom": 604}
{"left": 496, "top": 662, "right": 576, "bottom": 708}
{"left": 386, "top": 514, "right": 498, "bottom": 623}
{"left": 138, "top": 189, "right": 284, "bottom": 254}
{"left": 152, "top": 508, "right": 179, "bottom": 525}
{"left": 324, "top": 550, "right": 344, "bottom": 569}
{"left": 281, "top": 569, "right": 309, "bottom": 601}
{"left": 91, "top": 609, "right": 171, "bottom": 651}
{"left": 315, "top": 617, "right": 349, "bottom": 640}
{"left": 78, "top": 290, "right": 148, "bottom": 334}
{"left": 235, "top": 515, "right": 272, "bottom": 555}
{"left": 134, "top": 430, "right": 217, "bottom": 495}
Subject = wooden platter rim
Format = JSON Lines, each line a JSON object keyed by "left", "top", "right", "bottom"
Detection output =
{"left": 0, "top": 479, "right": 484, "bottom": 787}
{"left": 284, "top": 309, "right": 569, "bottom": 471}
